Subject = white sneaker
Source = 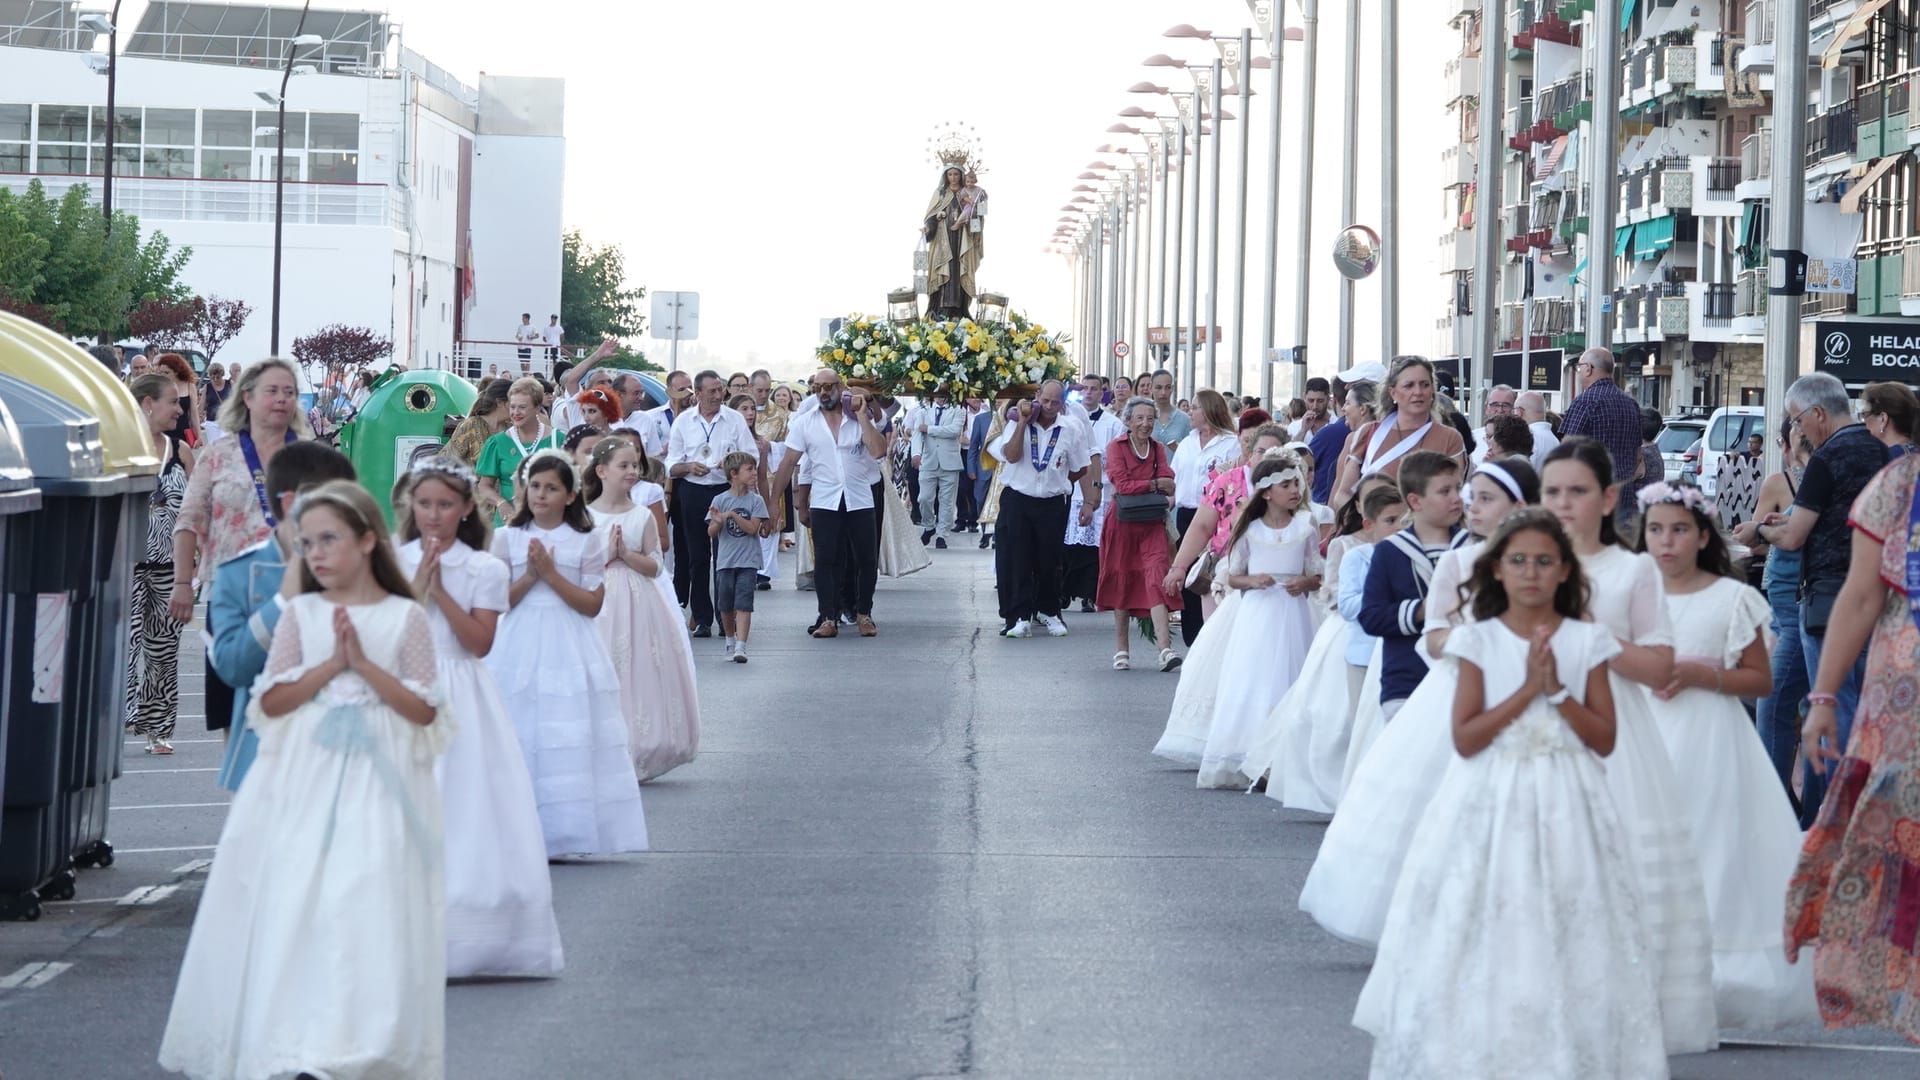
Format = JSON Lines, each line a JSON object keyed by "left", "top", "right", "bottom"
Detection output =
{"left": 1003, "top": 619, "right": 1032, "bottom": 639}
{"left": 1037, "top": 614, "right": 1069, "bottom": 637}
{"left": 732, "top": 642, "right": 748, "bottom": 664}
{"left": 723, "top": 638, "right": 736, "bottom": 659}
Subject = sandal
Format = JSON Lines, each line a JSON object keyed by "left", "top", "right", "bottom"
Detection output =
{"left": 1158, "top": 648, "right": 1183, "bottom": 672}
{"left": 146, "top": 737, "right": 174, "bottom": 755}
{"left": 1113, "top": 651, "right": 1131, "bottom": 671}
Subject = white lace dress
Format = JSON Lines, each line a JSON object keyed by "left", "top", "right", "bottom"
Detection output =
{"left": 1151, "top": 589, "right": 1244, "bottom": 768}
{"left": 1298, "top": 542, "right": 1481, "bottom": 941}
{"left": 397, "top": 540, "right": 562, "bottom": 979}
{"left": 489, "top": 523, "right": 649, "bottom": 857}
{"left": 160, "top": 594, "right": 450, "bottom": 1079}
{"left": 1242, "top": 534, "right": 1358, "bottom": 807}
{"left": 590, "top": 503, "right": 700, "bottom": 781}
{"left": 1354, "top": 618, "right": 1669, "bottom": 1080}
{"left": 1650, "top": 575, "right": 1818, "bottom": 1028}
{"left": 1579, "top": 545, "right": 1719, "bottom": 1053}
{"left": 1196, "top": 515, "right": 1322, "bottom": 789}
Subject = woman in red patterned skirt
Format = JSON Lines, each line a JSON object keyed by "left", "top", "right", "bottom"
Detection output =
{"left": 1097, "top": 396, "right": 1182, "bottom": 672}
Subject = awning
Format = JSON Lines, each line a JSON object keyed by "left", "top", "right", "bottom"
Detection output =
{"left": 1840, "top": 152, "right": 1908, "bottom": 214}
{"left": 1824, "top": 0, "right": 1897, "bottom": 69}
{"left": 1615, "top": 223, "right": 1636, "bottom": 258}
{"left": 1541, "top": 134, "right": 1570, "bottom": 179}
{"left": 1621, "top": 0, "right": 1638, "bottom": 34}
{"left": 1637, "top": 215, "right": 1676, "bottom": 259}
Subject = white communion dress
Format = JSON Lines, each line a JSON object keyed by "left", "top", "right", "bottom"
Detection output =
{"left": 489, "top": 523, "right": 649, "bottom": 857}
{"left": 1152, "top": 587, "right": 1245, "bottom": 768}
{"left": 590, "top": 502, "right": 701, "bottom": 781}
{"left": 1354, "top": 617, "right": 1669, "bottom": 1080}
{"left": 397, "top": 539, "right": 563, "bottom": 978}
{"left": 160, "top": 594, "right": 450, "bottom": 1080}
{"left": 1243, "top": 534, "right": 1361, "bottom": 810}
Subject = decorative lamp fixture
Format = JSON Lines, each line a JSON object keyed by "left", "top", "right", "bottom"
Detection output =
{"left": 976, "top": 293, "right": 1010, "bottom": 325}
{"left": 888, "top": 288, "right": 921, "bottom": 325}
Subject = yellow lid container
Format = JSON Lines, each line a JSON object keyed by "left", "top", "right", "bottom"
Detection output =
{"left": 0, "top": 312, "right": 160, "bottom": 476}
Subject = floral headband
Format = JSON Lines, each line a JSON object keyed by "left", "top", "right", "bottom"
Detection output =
{"left": 1252, "top": 449, "right": 1305, "bottom": 492}
{"left": 409, "top": 454, "right": 477, "bottom": 487}
{"left": 1636, "top": 480, "right": 1715, "bottom": 516}
{"left": 520, "top": 447, "right": 576, "bottom": 484}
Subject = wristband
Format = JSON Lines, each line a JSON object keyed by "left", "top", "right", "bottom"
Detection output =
{"left": 1807, "top": 692, "right": 1839, "bottom": 708}
{"left": 1545, "top": 687, "right": 1570, "bottom": 706}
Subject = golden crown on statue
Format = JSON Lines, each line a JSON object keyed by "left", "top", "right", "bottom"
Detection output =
{"left": 926, "top": 122, "right": 983, "bottom": 173}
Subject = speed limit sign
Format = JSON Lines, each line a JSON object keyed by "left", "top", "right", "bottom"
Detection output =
{"left": 1113, "top": 341, "right": 1132, "bottom": 360}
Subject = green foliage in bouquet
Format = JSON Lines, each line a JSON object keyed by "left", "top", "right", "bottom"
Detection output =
{"left": 817, "top": 311, "right": 1074, "bottom": 398}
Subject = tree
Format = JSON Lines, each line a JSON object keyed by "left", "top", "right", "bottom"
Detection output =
{"left": 292, "top": 323, "right": 393, "bottom": 380}
{"left": 0, "top": 179, "right": 191, "bottom": 339}
{"left": 560, "top": 229, "right": 645, "bottom": 346}
{"left": 127, "top": 297, "right": 200, "bottom": 343}
{"left": 180, "top": 296, "right": 251, "bottom": 362}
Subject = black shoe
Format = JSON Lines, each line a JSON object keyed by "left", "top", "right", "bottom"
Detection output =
{"left": 1079, "top": 600, "right": 1095, "bottom": 613}
{"left": 935, "top": 537, "right": 948, "bottom": 549}
{"left": 978, "top": 534, "right": 990, "bottom": 550}
{"left": 691, "top": 625, "right": 713, "bottom": 639}
{"left": 756, "top": 580, "right": 772, "bottom": 591}
{"left": 920, "top": 528, "right": 935, "bottom": 545}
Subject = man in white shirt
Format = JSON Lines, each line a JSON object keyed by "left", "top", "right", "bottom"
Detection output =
{"left": 513, "top": 313, "right": 541, "bottom": 368}
{"left": 987, "top": 380, "right": 1097, "bottom": 639}
{"left": 666, "top": 369, "right": 761, "bottom": 637}
{"left": 1064, "top": 375, "right": 1125, "bottom": 612}
{"left": 771, "top": 369, "right": 887, "bottom": 638}
{"left": 1517, "top": 390, "right": 1560, "bottom": 472}
{"left": 542, "top": 315, "right": 564, "bottom": 362}
{"left": 914, "top": 389, "right": 967, "bottom": 548}
{"left": 554, "top": 366, "right": 615, "bottom": 433}
{"left": 1470, "top": 384, "right": 1518, "bottom": 466}
{"left": 1287, "top": 377, "right": 1333, "bottom": 441}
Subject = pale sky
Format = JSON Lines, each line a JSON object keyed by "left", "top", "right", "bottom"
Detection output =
{"left": 395, "top": 0, "right": 1447, "bottom": 387}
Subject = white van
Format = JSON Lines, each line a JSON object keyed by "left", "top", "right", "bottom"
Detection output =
{"left": 1697, "top": 406, "right": 1767, "bottom": 496}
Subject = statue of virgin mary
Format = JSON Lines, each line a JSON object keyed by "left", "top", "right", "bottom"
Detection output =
{"left": 921, "top": 165, "right": 980, "bottom": 320}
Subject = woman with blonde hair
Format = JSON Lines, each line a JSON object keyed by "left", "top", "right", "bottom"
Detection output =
{"left": 475, "top": 376, "right": 561, "bottom": 524}
{"left": 171, "top": 357, "right": 307, "bottom": 735}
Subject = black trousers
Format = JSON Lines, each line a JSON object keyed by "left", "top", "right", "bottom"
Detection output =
{"left": 813, "top": 506, "right": 877, "bottom": 622}
{"left": 956, "top": 474, "right": 978, "bottom": 529}
{"left": 204, "top": 656, "right": 234, "bottom": 732}
{"left": 998, "top": 489, "right": 1068, "bottom": 623}
{"left": 1176, "top": 506, "right": 1204, "bottom": 646}
{"left": 672, "top": 480, "right": 723, "bottom": 628}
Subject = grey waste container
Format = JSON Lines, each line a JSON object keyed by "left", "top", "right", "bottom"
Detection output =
{"left": 0, "top": 397, "right": 42, "bottom": 856}
{"left": 0, "top": 376, "right": 123, "bottom": 920}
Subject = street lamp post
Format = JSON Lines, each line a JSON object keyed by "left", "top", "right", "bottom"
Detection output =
{"left": 1203, "top": 58, "right": 1224, "bottom": 391}
{"left": 79, "top": 4, "right": 125, "bottom": 239}
{"left": 1380, "top": 0, "right": 1399, "bottom": 361}
{"left": 1250, "top": 1, "right": 1290, "bottom": 407}
{"left": 1184, "top": 75, "right": 1205, "bottom": 395}
{"left": 1336, "top": 0, "right": 1361, "bottom": 374}
{"left": 1291, "top": 0, "right": 1322, "bottom": 401}
{"left": 260, "top": 7, "right": 321, "bottom": 356}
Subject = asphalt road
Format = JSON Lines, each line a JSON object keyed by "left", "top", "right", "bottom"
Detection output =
{"left": 1, "top": 545, "right": 1915, "bottom": 1078}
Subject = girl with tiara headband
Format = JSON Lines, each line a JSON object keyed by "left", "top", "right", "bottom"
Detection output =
{"left": 585, "top": 437, "right": 700, "bottom": 781}
{"left": 488, "top": 450, "right": 649, "bottom": 858}
{"left": 1299, "top": 456, "right": 1539, "bottom": 939}
{"left": 1636, "top": 481, "right": 1817, "bottom": 1028}
{"left": 160, "top": 482, "right": 449, "bottom": 1079}
{"left": 1195, "top": 452, "right": 1324, "bottom": 789}
{"left": 393, "top": 456, "right": 563, "bottom": 978}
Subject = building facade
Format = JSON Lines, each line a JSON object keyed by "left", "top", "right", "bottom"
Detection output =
{"left": 0, "top": 1, "right": 563, "bottom": 372}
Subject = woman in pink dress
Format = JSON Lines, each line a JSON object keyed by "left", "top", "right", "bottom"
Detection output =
{"left": 1097, "top": 397, "right": 1181, "bottom": 672}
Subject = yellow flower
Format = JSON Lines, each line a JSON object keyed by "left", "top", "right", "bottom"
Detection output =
{"left": 917, "top": 360, "right": 931, "bottom": 372}
{"left": 833, "top": 347, "right": 847, "bottom": 362}
{"left": 933, "top": 341, "right": 952, "bottom": 359}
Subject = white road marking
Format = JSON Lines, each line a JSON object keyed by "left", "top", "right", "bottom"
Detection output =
{"left": 111, "top": 802, "right": 230, "bottom": 811}
{"left": 123, "top": 738, "right": 220, "bottom": 746}
{"left": 0, "top": 962, "right": 73, "bottom": 990}
{"left": 117, "top": 885, "right": 180, "bottom": 906}
{"left": 121, "top": 767, "right": 221, "bottom": 774}
{"left": 170, "top": 858, "right": 214, "bottom": 874}
{"left": 110, "top": 845, "right": 217, "bottom": 856}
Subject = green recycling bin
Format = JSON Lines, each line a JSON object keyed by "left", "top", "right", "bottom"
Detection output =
{"left": 0, "top": 396, "right": 42, "bottom": 854}
{"left": 338, "top": 368, "right": 477, "bottom": 523}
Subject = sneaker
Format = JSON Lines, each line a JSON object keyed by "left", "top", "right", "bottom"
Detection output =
{"left": 1003, "top": 619, "right": 1032, "bottom": 639}
{"left": 692, "top": 624, "right": 713, "bottom": 639}
{"left": 1037, "top": 614, "right": 1069, "bottom": 637}
{"left": 920, "top": 528, "right": 935, "bottom": 545}
{"left": 979, "top": 534, "right": 991, "bottom": 550}
{"left": 723, "top": 637, "right": 736, "bottom": 659}
{"left": 935, "top": 537, "right": 948, "bottom": 549}
{"left": 732, "top": 643, "right": 749, "bottom": 664}
{"left": 840, "top": 611, "right": 858, "bottom": 626}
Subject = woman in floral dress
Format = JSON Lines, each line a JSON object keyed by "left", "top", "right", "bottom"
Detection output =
{"left": 1785, "top": 450, "right": 1920, "bottom": 1042}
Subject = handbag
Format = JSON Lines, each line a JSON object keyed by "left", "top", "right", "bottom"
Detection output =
{"left": 1115, "top": 492, "right": 1171, "bottom": 522}
{"left": 1801, "top": 575, "right": 1843, "bottom": 637}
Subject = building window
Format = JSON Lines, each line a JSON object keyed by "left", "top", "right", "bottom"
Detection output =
{"left": 143, "top": 147, "right": 193, "bottom": 178}
{"left": 36, "top": 104, "right": 89, "bottom": 143}
{"left": 257, "top": 113, "right": 306, "bottom": 151}
{"left": 307, "top": 113, "right": 358, "bottom": 151}
{"left": 308, "top": 151, "right": 359, "bottom": 183}
{"left": 35, "top": 144, "right": 87, "bottom": 175}
{"left": 201, "top": 109, "right": 254, "bottom": 147}
{"left": 0, "top": 103, "right": 26, "bottom": 173}
{"left": 200, "top": 148, "right": 249, "bottom": 180}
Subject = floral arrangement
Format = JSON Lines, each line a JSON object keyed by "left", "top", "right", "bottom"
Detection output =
{"left": 817, "top": 311, "right": 1074, "bottom": 399}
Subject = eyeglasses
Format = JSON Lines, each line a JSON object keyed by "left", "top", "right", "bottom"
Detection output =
{"left": 1501, "top": 553, "right": 1563, "bottom": 573}
{"left": 1485, "top": 401, "right": 1515, "bottom": 412}
{"left": 1787, "top": 408, "right": 1810, "bottom": 429}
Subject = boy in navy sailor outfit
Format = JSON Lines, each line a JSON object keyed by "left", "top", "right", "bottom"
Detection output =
{"left": 1357, "top": 451, "right": 1466, "bottom": 721}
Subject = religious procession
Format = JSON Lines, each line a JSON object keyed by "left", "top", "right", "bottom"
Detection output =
{"left": 5, "top": 5, "right": 1920, "bottom": 1074}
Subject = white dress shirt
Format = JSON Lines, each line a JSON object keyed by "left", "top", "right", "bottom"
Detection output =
{"left": 782, "top": 406, "right": 882, "bottom": 511}
{"left": 666, "top": 405, "right": 757, "bottom": 487}
{"left": 1528, "top": 420, "right": 1560, "bottom": 472}
{"left": 988, "top": 415, "right": 1092, "bottom": 499}
{"left": 552, "top": 396, "right": 585, "bottom": 434}
{"left": 1171, "top": 429, "right": 1241, "bottom": 509}
{"left": 542, "top": 322, "right": 564, "bottom": 348}
{"left": 619, "top": 404, "right": 674, "bottom": 461}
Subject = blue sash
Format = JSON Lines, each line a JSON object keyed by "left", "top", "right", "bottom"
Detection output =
{"left": 238, "top": 430, "right": 295, "bottom": 527}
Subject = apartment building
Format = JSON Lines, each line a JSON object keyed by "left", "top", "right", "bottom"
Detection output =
{"left": 0, "top": 1, "right": 565, "bottom": 370}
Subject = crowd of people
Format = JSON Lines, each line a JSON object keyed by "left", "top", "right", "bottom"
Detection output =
{"left": 1147, "top": 351, "right": 1920, "bottom": 1073}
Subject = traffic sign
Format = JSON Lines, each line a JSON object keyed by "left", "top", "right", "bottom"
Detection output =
{"left": 1113, "top": 341, "right": 1132, "bottom": 360}
{"left": 650, "top": 291, "right": 700, "bottom": 341}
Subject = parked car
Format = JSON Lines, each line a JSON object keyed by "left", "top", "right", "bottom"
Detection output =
{"left": 1657, "top": 415, "right": 1706, "bottom": 483}
{"left": 1697, "top": 406, "right": 1767, "bottom": 496}
{"left": 1679, "top": 436, "right": 1704, "bottom": 487}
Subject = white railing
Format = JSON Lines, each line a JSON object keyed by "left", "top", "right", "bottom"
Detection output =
{"left": 0, "top": 173, "right": 406, "bottom": 229}
{"left": 1740, "top": 130, "right": 1772, "bottom": 182}
{"left": 1744, "top": 0, "right": 1775, "bottom": 48}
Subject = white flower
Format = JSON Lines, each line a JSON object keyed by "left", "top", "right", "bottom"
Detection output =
{"left": 852, "top": 364, "right": 867, "bottom": 376}
{"left": 854, "top": 337, "right": 870, "bottom": 349}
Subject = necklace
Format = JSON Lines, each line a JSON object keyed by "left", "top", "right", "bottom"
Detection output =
{"left": 508, "top": 422, "right": 547, "bottom": 456}
{"left": 1029, "top": 422, "right": 1064, "bottom": 472}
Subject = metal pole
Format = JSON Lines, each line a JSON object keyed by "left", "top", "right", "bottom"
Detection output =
{"left": 1092, "top": 221, "right": 1104, "bottom": 378}
{"left": 1186, "top": 87, "right": 1204, "bottom": 392}
{"left": 270, "top": 3, "right": 314, "bottom": 356}
{"left": 1231, "top": 28, "right": 1253, "bottom": 397}
{"left": 1766, "top": 0, "right": 1808, "bottom": 463}
{"left": 1380, "top": 0, "right": 1398, "bottom": 361}
{"left": 1586, "top": 0, "right": 1620, "bottom": 352}
{"left": 1170, "top": 119, "right": 1187, "bottom": 372}
{"left": 100, "top": 0, "right": 123, "bottom": 239}
{"left": 1157, "top": 133, "right": 1172, "bottom": 356}
{"left": 1205, "top": 57, "right": 1225, "bottom": 390}
{"left": 1259, "top": 3, "right": 1286, "bottom": 408}
{"left": 1110, "top": 199, "right": 1125, "bottom": 375}
{"left": 1292, "top": 0, "right": 1322, "bottom": 399}
{"left": 1336, "top": 0, "right": 1361, "bottom": 372}
{"left": 1471, "top": 0, "right": 1507, "bottom": 405}
{"left": 1131, "top": 162, "right": 1145, "bottom": 363}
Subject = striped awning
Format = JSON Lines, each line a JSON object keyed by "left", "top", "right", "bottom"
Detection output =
{"left": 1541, "top": 134, "right": 1571, "bottom": 179}
{"left": 1824, "top": 0, "right": 1896, "bottom": 69}
{"left": 1840, "top": 152, "right": 1908, "bottom": 214}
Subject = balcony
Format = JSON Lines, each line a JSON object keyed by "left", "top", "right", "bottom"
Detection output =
{"left": 1447, "top": 55, "right": 1481, "bottom": 103}
{"left": 0, "top": 173, "right": 406, "bottom": 230}
{"left": 1903, "top": 238, "right": 1920, "bottom": 300}
{"left": 1740, "top": 0, "right": 1775, "bottom": 72}
{"left": 1736, "top": 127, "right": 1772, "bottom": 202}
{"left": 1506, "top": 100, "right": 1536, "bottom": 150}
{"left": 1858, "top": 77, "right": 1914, "bottom": 160}
{"left": 1440, "top": 228, "right": 1474, "bottom": 271}
{"left": 1806, "top": 104, "right": 1858, "bottom": 167}
{"left": 1686, "top": 281, "right": 1744, "bottom": 342}
{"left": 1441, "top": 144, "right": 1476, "bottom": 187}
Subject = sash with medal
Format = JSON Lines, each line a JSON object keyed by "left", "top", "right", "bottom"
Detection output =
{"left": 1029, "top": 423, "right": 1064, "bottom": 472}
{"left": 239, "top": 430, "right": 296, "bottom": 527}
{"left": 1359, "top": 413, "right": 1435, "bottom": 478}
